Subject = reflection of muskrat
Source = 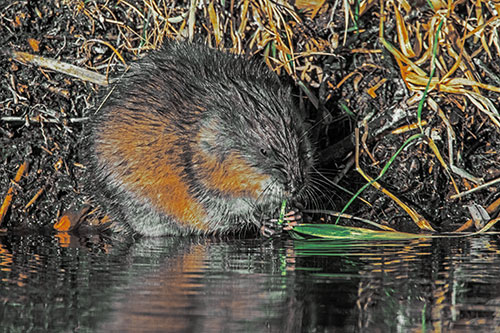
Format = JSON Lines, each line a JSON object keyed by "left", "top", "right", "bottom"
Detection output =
{"left": 84, "top": 41, "right": 314, "bottom": 236}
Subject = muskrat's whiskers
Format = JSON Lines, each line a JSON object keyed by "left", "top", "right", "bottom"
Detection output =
{"left": 311, "top": 167, "right": 351, "bottom": 198}
{"left": 308, "top": 173, "right": 334, "bottom": 193}
{"left": 310, "top": 180, "right": 338, "bottom": 205}
{"left": 256, "top": 179, "right": 278, "bottom": 205}
{"left": 306, "top": 180, "right": 328, "bottom": 211}
{"left": 307, "top": 171, "right": 339, "bottom": 209}
{"left": 312, "top": 166, "right": 339, "bottom": 186}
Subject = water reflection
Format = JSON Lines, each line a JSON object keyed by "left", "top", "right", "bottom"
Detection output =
{"left": 0, "top": 233, "right": 499, "bottom": 332}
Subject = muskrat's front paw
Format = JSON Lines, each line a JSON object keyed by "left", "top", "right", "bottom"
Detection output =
{"left": 260, "top": 209, "right": 303, "bottom": 237}
{"left": 260, "top": 223, "right": 279, "bottom": 238}
{"left": 281, "top": 209, "right": 302, "bottom": 231}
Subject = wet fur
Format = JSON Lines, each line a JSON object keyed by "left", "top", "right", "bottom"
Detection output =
{"left": 84, "top": 41, "right": 313, "bottom": 236}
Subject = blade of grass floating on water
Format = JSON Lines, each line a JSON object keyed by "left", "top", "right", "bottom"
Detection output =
{"left": 289, "top": 223, "right": 499, "bottom": 241}
{"left": 303, "top": 209, "right": 396, "bottom": 231}
{"left": 289, "top": 224, "right": 434, "bottom": 240}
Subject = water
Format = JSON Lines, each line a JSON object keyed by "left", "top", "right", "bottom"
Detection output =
{"left": 1, "top": 232, "right": 499, "bottom": 332}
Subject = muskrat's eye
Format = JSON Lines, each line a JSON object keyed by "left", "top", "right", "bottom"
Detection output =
{"left": 260, "top": 148, "right": 268, "bottom": 157}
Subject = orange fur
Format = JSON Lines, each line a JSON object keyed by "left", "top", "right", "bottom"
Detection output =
{"left": 196, "top": 150, "right": 270, "bottom": 198}
{"left": 97, "top": 108, "right": 209, "bottom": 231}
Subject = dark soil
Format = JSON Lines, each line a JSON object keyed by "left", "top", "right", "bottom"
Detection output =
{"left": 1, "top": 0, "right": 499, "bottom": 235}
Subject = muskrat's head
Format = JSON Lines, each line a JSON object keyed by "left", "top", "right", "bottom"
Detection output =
{"left": 194, "top": 52, "right": 314, "bottom": 209}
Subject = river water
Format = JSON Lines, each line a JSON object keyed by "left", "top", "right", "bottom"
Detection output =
{"left": 1, "top": 233, "right": 499, "bottom": 332}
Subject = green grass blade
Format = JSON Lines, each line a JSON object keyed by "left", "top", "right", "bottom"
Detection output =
{"left": 290, "top": 224, "right": 433, "bottom": 240}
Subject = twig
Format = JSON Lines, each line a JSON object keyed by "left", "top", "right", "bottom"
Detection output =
{"left": 450, "top": 177, "right": 500, "bottom": 200}
{"left": 454, "top": 196, "right": 500, "bottom": 232}
{"left": 24, "top": 187, "right": 45, "bottom": 210}
{"left": 1, "top": 116, "right": 89, "bottom": 124}
{"left": 0, "top": 161, "right": 28, "bottom": 225}
{"left": 10, "top": 50, "right": 109, "bottom": 86}
{"left": 187, "top": 0, "right": 198, "bottom": 41}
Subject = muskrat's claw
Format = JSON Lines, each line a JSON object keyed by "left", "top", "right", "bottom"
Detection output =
{"left": 260, "top": 217, "right": 284, "bottom": 237}
{"left": 282, "top": 209, "right": 302, "bottom": 231}
{"left": 260, "top": 224, "right": 277, "bottom": 238}
{"left": 260, "top": 208, "right": 303, "bottom": 237}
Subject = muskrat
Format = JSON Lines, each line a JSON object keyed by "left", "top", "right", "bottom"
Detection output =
{"left": 84, "top": 41, "right": 314, "bottom": 236}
